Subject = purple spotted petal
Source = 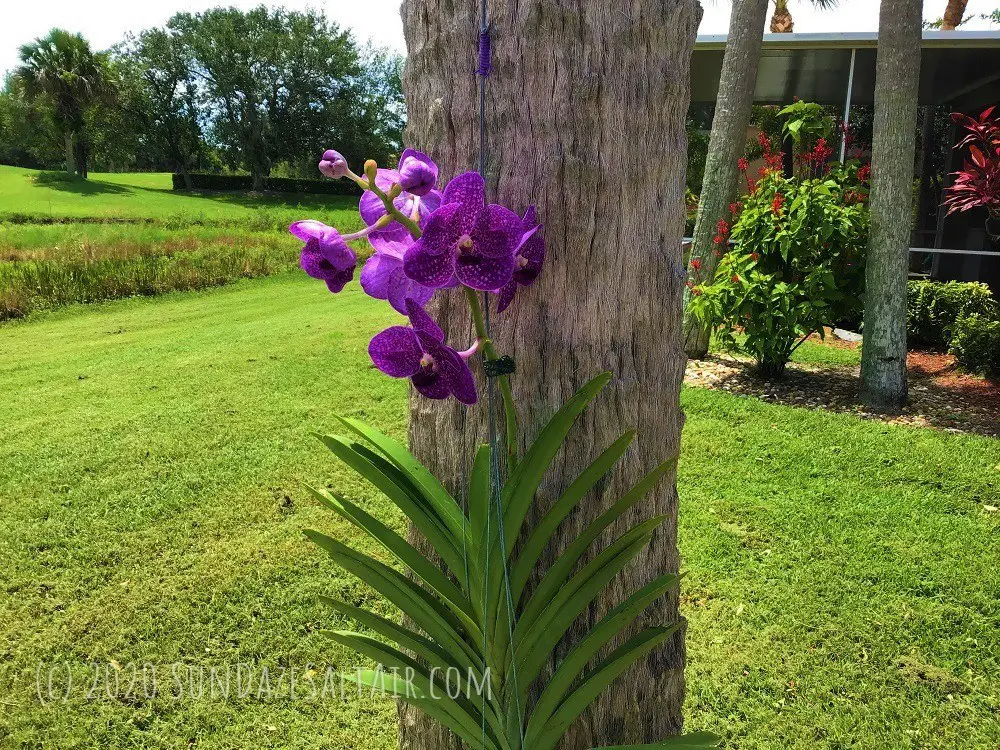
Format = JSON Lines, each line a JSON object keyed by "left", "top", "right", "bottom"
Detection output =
{"left": 435, "top": 344, "right": 478, "bottom": 405}
{"left": 369, "top": 326, "right": 423, "bottom": 378}
{"left": 294, "top": 223, "right": 357, "bottom": 294}
{"left": 495, "top": 279, "right": 517, "bottom": 313}
{"left": 455, "top": 250, "right": 516, "bottom": 291}
{"left": 443, "top": 172, "right": 486, "bottom": 209}
{"left": 406, "top": 299, "right": 444, "bottom": 342}
{"left": 398, "top": 149, "right": 438, "bottom": 197}
{"left": 403, "top": 204, "right": 463, "bottom": 288}
{"left": 473, "top": 205, "right": 524, "bottom": 258}
{"left": 514, "top": 225, "right": 545, "bottom": 286}
{"left": 386, "top": 266, "right": 433, "bottom": 314}
{"left": 360, "top": 253, "right": 395, "bottom": 299}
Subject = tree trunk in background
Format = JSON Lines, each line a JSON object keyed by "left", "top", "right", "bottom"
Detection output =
{"left": 399, "top": 1, "right": 702, "bottom": 748}
{"left": 64, "top": 132, "right": 75, "bottom": 177}
{"left": 941, "top": 0, "right": 969, "bottom": 29}
{"left": 683, "top": 0, "right": 770, "bottom": 359}
{"left": 861, "top": 0, "right": 923, "bottom": 411}
{"left": 770, "top": 0, "right": 795, "bottom": 33}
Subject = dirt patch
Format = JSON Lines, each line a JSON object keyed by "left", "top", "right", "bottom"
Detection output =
{"left": 685, "top": 349, "right": 999, "bottom": 438}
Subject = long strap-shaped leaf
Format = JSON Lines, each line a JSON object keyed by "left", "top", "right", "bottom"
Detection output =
{"left": 318, "top": 596, "right": 471, "bottom": 679}
{"left": 479, "top": 373, "right": 613, "bottom": 647}
{"left": 347, "top": 669, "right": 503, "bottom": 750}
{"left": 318, "top": 434, "right": 466, "bottom": 579}
{"left": 500, "top": 457, "right": 676, "bottom": 654}
{"left": 526, "top": 573, "right": 680, "bottom": 725}
{"left": 304, "top": 530, "right": 482, "bottom": 672}
{"left": 308, "top": 487, "right": 478, "bottom": 630}
{"left": 501, "top": 372, "right": 612, "bottom": 549}
{"left": 333, "top": 416, "right": 466, "bottom": 540}
{"left": 589, "top": 732, "right": 720, "bottom": 749}
{"left": 511, "top": 519, "right": 665, "bottom": 689}
{"left": 325, "top": 631, "right": 508, "bottom": 750}
{"left": 508, "top": 430, "right": 636, "bottom": 606}
{"left": 525, "top": 626, "right": 679, "bottom": 750}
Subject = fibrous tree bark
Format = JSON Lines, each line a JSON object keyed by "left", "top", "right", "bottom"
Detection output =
{"left": 682, "top": 0, "right": 771, "bottom": 358}
{"left": 398, "top": 1, "right": 702, "bottom": 748}
{"left": 941, "top": 0, "right": 969, "bottom": 30}
{"left": 860, "top": 0, "right": 923, "bottom": 411}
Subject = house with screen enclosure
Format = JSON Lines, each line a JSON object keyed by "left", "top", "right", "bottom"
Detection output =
{"left": 689, "top": 30, "right": 1000, "bottom": 293}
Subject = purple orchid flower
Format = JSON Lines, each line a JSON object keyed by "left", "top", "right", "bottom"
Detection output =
{"left": 369, "top": 299, "right": 478, "bottom": 405}
{"left": 402, "top": 172, "right": 523, "bottom": 291}
{"left": 360, "top": 249, "right": 434, "bottom": 314}
{"left": 360, "top": 168, "right": 444, "bottom": 254}
{"left": 289, "top": 220, "right": 357, "bottom": 293}
{"left": 397, "top": 149, "right": 438, "bottom": 197}
{"left": 496, "top": 206, "right": 545, "bottom": 313}
{"left": 318, "top": 149, "right": 349, "bottom": 179}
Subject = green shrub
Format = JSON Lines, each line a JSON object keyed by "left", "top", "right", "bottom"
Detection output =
{"left": 173, "top": 172, "right": 360, "bottom": 196}
{"left": 949, "top": 314, "right": 1000, "bottom": 378}
{"left": 906, "top": 280, "right": 998, "bottom": 349}
{"left": 689, "top": 164, "right": 869, "bottom": 378}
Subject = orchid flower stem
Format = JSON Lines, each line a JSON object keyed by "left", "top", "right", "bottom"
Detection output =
{"left": 464, "top": 285, "right": 519, "bottom": 466}
{"left": 345, "top": 167, "right": 422, "bottom": 240}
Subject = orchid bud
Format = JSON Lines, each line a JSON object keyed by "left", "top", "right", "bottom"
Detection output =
{"left": 318, "top": 149, "right": 348, "bottom": 179}
{"left": 388, "top": 183, "right": 403, "bottom": 200}
{"left": 364, "top": 160, "right": 378, "bottom": 185}
{"left": 398, "top": 149, "right": 438, "bottom": 197}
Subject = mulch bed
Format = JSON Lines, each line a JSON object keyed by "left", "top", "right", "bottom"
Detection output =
{"left": 685, "top": 344, "right": 999, "bottom": 438}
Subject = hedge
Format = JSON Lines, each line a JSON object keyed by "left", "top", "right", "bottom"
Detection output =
{"left": 172, "top": 173, "right": 361, "bottom": 196}
{"left": 949, "top": 314, "right": 1000, "bottom": 378}
{"left": 906, "top": 280, "right": 998, "bottom": 349}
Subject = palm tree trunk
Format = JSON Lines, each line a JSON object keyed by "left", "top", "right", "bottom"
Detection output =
{"left": 860, "top": 0, "right": 923, "bottom": 412}
{"left": 683, "top": 0, "right": 771, "bottom": 358}
{"left": 64, "top": 131, "right": 75, "bottom": 177}
{"left": 398, "top": 1, "right": 702, "bottom": 748}
{"left": 770, "top": 0, "right": 795, "bottom": 33}
{"left": 941, "top": 0, "right": 969, "bottom": 30}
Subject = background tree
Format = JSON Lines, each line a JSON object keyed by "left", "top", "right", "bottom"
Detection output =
{"left": 111, "top": 29, "right": 205, "bottom": 186}
{"left": 168, "top": 6, "right": 364, "bottom": 190}
{"left": 683, "top": 0, "right": 837, "bottom": 359}
{"left": 861, "top": 0, "right": 924, "bottom": 411}
{"left": 941, "top": 0, "right": 970, "bottom": 29}
{"left": 682, "top": 0, "right": 771, "bottom": 358}
{"left": 398, "top": 0, "right": 702, "bottom": 748}
{"left": 0, "top": 74, "right": 63, "bottom": 169}
{"left": 769, "top": 0, "right": 839, "bottom": 32}
{"left": 14, "top": 29, "right": 108, "bottom": 177}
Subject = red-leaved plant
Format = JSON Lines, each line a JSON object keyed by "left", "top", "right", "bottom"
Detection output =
{"left": 943, "top": 106, "right": 1000, "bottom": 228}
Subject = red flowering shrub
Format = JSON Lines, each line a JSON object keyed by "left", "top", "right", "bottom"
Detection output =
{"left": 688, "top": 163, "right": 870, "bottom": 378}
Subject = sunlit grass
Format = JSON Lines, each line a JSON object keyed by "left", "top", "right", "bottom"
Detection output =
{"left": 2, "top": 275, "right": 997, "bottom": 748}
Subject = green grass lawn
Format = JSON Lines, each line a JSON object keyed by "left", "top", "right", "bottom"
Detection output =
{"left": 2, "top": 275, "right": 998, "bottom": 749}
{"left": 0, "top": 166, "right": 360, "bottom": 226}
{"left": 0, "top": 167, "right": 364, "bottom": 320}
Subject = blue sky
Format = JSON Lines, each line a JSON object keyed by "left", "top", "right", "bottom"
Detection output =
{"left": 3, "top": 0, "right": 999, "bottom": 78}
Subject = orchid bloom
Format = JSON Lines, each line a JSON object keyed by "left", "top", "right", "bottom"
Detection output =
{"left": 496, "top": 206, "right": 545, "bottom": 313}
{"left": 318, "top": 149, "right": 349, "bottom": 179}
{"left": 397, "top": 148, "right": 438, "bottom": 197}
{"left": 368, "top": 299, "right": 478, "bottom": 405}
{"left": 403, "top": 172, "right": 523, "bottom": 291}
{"left": 289, "top": 220, "right": 358, "bottom": 293}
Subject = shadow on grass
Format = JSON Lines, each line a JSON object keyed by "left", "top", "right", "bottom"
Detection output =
{"left": 688, "top": 355, "right": 1000, "bottom": 438}
{"left": 33, "top": 172, "right": 133, "bottom": 196}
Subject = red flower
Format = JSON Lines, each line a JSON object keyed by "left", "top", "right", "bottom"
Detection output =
{"left": 738, "top": 157, "right": 749, "bottom": 173}
{"left": 690, "top": 258, "right": 702, "bottom": 271}
{"left": 857, "top": 164, "right": 871, "bottom": 183}
{"left": 716, "top": 219, "right": 730, "bottom": 235}
{"left": 771, "top": 193, "right": 785, "bottom": 214}
{"left": 731, "top": 274, "right": 741, "bottom": 283}
{"left": 713, "top": 235, "right": 724, "bottom": 245}
{"left": 750, "top": 252, "right": 760, "bottom": 262}
{"left": 729, "top": 202, "right": 742, "bottom": 216}
{"left": 691, "top": 287, "right": 703, "bottom": 297}
{"left": 758, "top": 132, "right": 771, "bottom": 153}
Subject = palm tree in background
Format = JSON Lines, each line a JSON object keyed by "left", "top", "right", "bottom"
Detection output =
{"left": 770, "top": 0, "right": 840, "bottom": 33}
{"left": 15, "top": 29, "right": 108, "bottom": 177}
{"left": 941, "top": 0, "right": 970, "bottom": 29}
